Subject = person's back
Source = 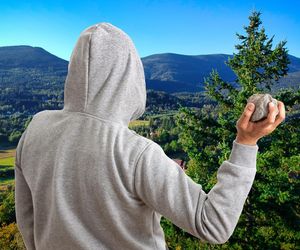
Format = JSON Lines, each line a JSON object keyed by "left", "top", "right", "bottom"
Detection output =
{"left": 16, "top": 108, "right": 166, "bottom": 249}
{"left": 15, "top": 22, "right": 285, "bottom": 250}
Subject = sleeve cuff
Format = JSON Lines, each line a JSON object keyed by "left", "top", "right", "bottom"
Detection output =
{"left": 228, "top": 140, "right": 259, "bottom": 168}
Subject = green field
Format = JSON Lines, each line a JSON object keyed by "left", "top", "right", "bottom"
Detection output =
{"left": 129, "top": 120, "right": 150, "bottom": 128}
{"left": 0, "top": 149, "right": 16, "bottom": 190}
{"left": 0, "top": 156, "right": 15, "bottom": 167}
{"left": 149, "top": 110, "right": 179, "bottom": 119}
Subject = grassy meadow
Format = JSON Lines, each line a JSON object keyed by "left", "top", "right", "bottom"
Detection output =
{"left": 0, "top": 148, "right": 16, "bottom": 190}
{"left": 129, "top": 119, "right": 150, "bottom": 128}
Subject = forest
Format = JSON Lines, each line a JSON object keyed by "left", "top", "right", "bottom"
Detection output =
{"left": 0, "top": 11, "right": 299, "bottom": 250}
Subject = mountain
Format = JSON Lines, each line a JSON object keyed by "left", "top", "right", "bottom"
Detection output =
{"left": 141, "top": 52, "right": 300, "bottom": 93}
{"left": 0, "top": 45, "right": 68, "bottom": 70}
{"left": 142, "top": 53, "right": 236, "bottom": 92}
{"left": 0, "top": 46, "right": 68, "bottom": 118}
{"left": 287, "top": 55, "right": 300, "bottom": 73}
{"left": 1, "top": 45, "right": 299, "bottom": 142}
{"left": 0, "top": 46, "right": 300, "bottom": 95}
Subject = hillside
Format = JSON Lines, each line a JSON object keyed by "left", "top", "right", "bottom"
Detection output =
{"left": 0, "top": 45, "right": 68, "bottom": 70}
{"left": 142, "top": 52, "right": 300, "bottom": 92}
{"left": 0, "top": 46, "right": 67, "bottom": 118}
{"left": 0, "top": 45, "right": 300, "bottom": 143}
{"left": 142, "top": 53, "right": 236, "bottom": 92}
{"left": 1, "top": 46, "right": 300, "bottom": 94}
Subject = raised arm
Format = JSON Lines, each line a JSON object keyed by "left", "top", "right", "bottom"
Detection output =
{"left": 134, "top": 101, "right": 285, "bottom": 244}
{"left": 134, "top": 139, "right": 257, "bottom": 244}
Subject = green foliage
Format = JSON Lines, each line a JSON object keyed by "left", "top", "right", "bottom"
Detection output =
{"left": 161, "top": 217, "right": 203, "bottom": 250}
{"left": 8, "top": 131, "right": 22, "bottom": 144}
{"left": 0, "top": 222, "right": 26, "bottom": 250}
{"left": 0, "top": 186, "right": 16, "bottom": 225}
{"left": 229, "top": 12, "right": 289, "bottom": 92}
{"left": 0, "top": 185, "right": 26, "bottom": 249}
{"left": 171, "top": 11, "right": 300, "bottom": 249}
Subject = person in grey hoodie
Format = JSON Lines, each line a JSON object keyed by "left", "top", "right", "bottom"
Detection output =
{"left": 14, "top": 22, "right": 285, "bottom": 250}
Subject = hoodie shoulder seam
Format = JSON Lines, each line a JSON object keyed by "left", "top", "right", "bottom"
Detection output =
{"left": 132, "top": 141, "right": 154, "bottom": 198}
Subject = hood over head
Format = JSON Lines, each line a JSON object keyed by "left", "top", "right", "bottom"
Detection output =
{"left": 63, "top": 22, "right": 146, "bottom": 127}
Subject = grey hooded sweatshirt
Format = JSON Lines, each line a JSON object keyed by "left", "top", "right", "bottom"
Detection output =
{"left": 14, "top": 22, "right": 258, "bottom": 250}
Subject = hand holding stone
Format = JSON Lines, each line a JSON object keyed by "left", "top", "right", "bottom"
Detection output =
{"left": 247, "top": 94, "right": 279, "bottom": 122}
{"left": 235, "top": 98, "right": 285, "bottom": 146}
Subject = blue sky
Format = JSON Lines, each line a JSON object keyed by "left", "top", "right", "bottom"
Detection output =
{"left": 1, "top": 0, "right": 299, "bottom": 60}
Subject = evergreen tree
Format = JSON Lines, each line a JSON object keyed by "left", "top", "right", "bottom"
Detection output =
{"left": 172, "top": 11, "right": 300, "bottom": 249}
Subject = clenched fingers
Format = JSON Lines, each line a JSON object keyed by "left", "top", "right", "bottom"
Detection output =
{"left": 261, "top": 102, "right": 278, "bottom": 126}
{"left": 273, "top": 101, "right": 286, "bottom": 127}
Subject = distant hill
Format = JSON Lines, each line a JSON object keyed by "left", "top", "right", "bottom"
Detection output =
{"left": 142, "top": 52, "right": 300, "bottom": 92}
{"left": 0, "top": 45, "right": 299, "bottom": 94}
{"left": 142, "top": 53, "right": 236, "bottom": 92}
{"left": 0, "top": 45, "right": 68, "bottom": 70}
{"left": 0, "top": 46, "right": 67, "bottom": 118}
{"left": 287, "top": 55, "right": 300, "bottom": 73}
{"left": 0, "top": 45, "right": 299, "bottom": 142}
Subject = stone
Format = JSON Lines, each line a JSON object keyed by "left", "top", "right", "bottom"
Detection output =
{"left": 247, "top": 93, "right": 279, "bottom": 122}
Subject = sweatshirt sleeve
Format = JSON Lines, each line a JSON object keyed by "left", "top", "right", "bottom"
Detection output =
{"left": 14, "top": 129, "right": 36, "bottom": 250}
{"left": 134, "top": 140, "right": 258, "bottom": 244}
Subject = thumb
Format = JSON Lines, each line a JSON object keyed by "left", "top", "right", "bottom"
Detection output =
{"left": 238, "top": 103, "right": 255, "bottom": 128}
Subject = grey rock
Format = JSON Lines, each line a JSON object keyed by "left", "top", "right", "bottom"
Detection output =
{"left": 247, "top": 94, "right": 279, "bottom": 122}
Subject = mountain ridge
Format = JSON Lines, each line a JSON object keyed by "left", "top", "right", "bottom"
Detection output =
{"left": 0, "top": 45, "right": 68, "bottom": 70}
{"left": 0, "top": 45, "right": 299, "bottom": 93}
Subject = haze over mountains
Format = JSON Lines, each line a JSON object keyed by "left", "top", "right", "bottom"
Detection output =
{"left": 1, "top": 45, "right": 300, "bottom": 93}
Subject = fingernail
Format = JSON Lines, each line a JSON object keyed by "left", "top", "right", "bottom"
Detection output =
{"left": 269, "top": 102, "right": 274, "bottom": 107}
